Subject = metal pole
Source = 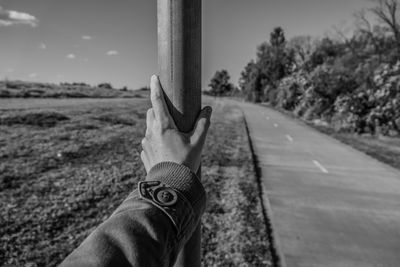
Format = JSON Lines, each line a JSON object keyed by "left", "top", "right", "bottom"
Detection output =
{"left": 157, "top": 0, "right": 202, "bottom": 267}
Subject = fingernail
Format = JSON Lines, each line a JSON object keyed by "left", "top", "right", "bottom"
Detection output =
{"left": 204, "top": 106, "right": 212, "bottom": 115}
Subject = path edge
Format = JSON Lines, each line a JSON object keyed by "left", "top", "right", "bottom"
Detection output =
{"left": 241, "top": 110, "right": 287, "bottom": 267}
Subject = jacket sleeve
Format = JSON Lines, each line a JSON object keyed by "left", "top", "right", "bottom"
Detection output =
{"left": 59, "top": 162, "right": 206, "bottom": 267}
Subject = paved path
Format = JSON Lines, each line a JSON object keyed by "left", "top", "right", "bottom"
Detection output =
{"left": 236, "top": 101, "right": 400, "bottom": 267}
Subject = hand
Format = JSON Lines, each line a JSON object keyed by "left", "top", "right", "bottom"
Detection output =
{"left": 140, "top": 75, "right": 212, "bottom": 174}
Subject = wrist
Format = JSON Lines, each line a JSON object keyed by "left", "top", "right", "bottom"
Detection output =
{"left": 146, "top": 162, "right": 204, "bottom": 206}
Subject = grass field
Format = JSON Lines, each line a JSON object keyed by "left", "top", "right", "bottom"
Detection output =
{"left": 0, "top": 80, "right": 143, "bottom": 99}
{"left": 0, "top": 98, "right": 272, "bottom": 266}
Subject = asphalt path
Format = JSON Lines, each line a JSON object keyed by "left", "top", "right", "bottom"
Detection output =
{"left": 236, "top": 101, "right": 400, "bottom": 267}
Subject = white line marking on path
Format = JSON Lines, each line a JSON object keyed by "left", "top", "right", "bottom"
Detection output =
{"left": 286, "top": 135, "right": 293, "bottom": 142}
{"left": 274, "top": 123, "right": 278, "bottom": 128}
{"left": 313, "top": 160, "right": 329, "bottom": 173}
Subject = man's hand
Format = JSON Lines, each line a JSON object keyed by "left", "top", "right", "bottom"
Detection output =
{"left": 140, "top": 75, "right": 212, "bottom": 174}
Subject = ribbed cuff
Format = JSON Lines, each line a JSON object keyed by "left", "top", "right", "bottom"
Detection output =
{"left": 146, "top": 162, "right": 205, "bottom": 207}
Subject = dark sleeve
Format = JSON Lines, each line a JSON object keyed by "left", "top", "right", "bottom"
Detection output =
{"left": 59, "top": 162, "right": 206, "bottom": 267}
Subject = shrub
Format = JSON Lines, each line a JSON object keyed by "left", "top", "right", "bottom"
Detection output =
{"left": 0, "top": 89, "right": 11, "bottom": 97}
{"left": 98, "top": 83, "right": 113, "bottom": 90}
{"left": 276, "top": 70, "right": 309, "bottom": 110}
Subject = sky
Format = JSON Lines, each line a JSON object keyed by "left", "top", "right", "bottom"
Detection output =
{"left": 0, "top": 0, "right": 375, "bottom": 89}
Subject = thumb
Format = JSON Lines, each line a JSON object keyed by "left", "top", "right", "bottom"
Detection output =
{"left": 190, "top": 106, "right": 212, "bottom": 146}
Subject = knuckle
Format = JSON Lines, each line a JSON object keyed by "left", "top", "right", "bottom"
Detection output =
{"left": 150, "top": 92, "right": 161, "bottom": 101}
{"left": 145, "top": 129, "right": 150, "bottom": 138}
{"left": 145, "top": 131, "right": 152, "bottom": 139}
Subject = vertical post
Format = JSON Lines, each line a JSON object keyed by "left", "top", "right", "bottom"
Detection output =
{"left": 157, "top": 1, "right": 202, "bottom": 267}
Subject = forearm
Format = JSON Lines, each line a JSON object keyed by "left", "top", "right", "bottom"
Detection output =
{"left": 60, "top": 162, "right": 206, "bottom": 267}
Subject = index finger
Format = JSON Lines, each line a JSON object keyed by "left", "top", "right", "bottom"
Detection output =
{"left": 150, "top": 75, "right": 170, "bottom": 125}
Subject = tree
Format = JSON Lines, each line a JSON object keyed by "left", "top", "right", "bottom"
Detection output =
{"left": 270, "top": 27, "right": 286, "bottom": 48}
{"left": 370, "top": 0, "right": 400, "bottom": 59}
{"left": 266, "top": 27, "right": 293, "bottom": 82}
{"left": 208, "top": 70, "right": 234, "bottom": 96}
{"left": 306, "top": 38, "right": 343, "bottom": 69}
{"left": 237, "top": 27, "right": 294, "bottom": 103}
{"left": 354, "top": 9, "right": 386, "bottom": 61}
{"left": 288, "top": 35, "right": 315, "bottom": 68}
{"left": 333, "top": 24, "right": 364, "bottom": 60}
{"left": 256, "top": 27, "right": 294, "bottom": 101}
{"left": 239, "top": 61, "right": 263, "bottom": 102}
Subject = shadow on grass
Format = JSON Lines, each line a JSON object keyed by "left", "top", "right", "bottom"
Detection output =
{"left": 0, "top": 112, "right": 69, "bottom": 127}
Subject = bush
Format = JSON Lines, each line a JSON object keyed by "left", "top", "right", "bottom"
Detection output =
{"left": 276, "top": 70, "right": 309, "bottom": 110}
{"left": 98, "top": 83, "right": 113, "bottom": 90}
{"left": 0, "top": 89, "right": 11, "bottom": 97}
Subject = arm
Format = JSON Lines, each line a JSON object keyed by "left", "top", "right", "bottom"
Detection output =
{"left": 60, "top": 76, "right": 212, "bottom": 267}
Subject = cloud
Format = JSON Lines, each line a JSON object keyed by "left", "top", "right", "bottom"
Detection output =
{"left": 106, "top": 50, "right": 119, "bottom": 56}
{"left": 6, "top": 68, "right": 15, "bottom": 73}
{"left": 39, "top": 42, "right": 47, "bottom": 50}
{"left": 28, "top": 73, "right": 37, "bottom": 78}
{"left": 0, "top": 6, "right": 38, "bottom": 27}
{"left": 66, "top": 53, "right": 76, "bottom": 59}
{"left": 82, "top": 35, "right": 92, "bottom": 40}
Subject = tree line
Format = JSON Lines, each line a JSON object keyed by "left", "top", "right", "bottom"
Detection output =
{"left": 207, "top": 0, "right": 400, "bottom": 136}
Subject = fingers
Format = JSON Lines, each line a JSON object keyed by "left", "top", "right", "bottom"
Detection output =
{"left": 190, "top": 106, "right": 212, "bottom": 146}
{"left": 141, "top": 137, "right": 152, "bottom": 156}
{"left": 150, "top": 75, "right": 172, "bottom": 128}
{"left": 146, "top": 108, "right": 155, "bottom": 135}
{"left": 141, "top": 137, "right": 154, "bottom": 173}
{"left": 140, "top": 150, "right": 149, "bottom": 172}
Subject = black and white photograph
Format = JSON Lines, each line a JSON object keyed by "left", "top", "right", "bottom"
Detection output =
{"left": 1, "top": 0, "right": 400, "bottom": 266}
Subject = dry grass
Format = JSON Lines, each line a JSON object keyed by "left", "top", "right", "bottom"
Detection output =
{"left": 0, "top": 99, "right": 272, "bottom": 266}
{"left": 201, "top": 103, "right": 272, "bottom": 266}
{"left": 0, "top": 100, "right": 147, "bottom": 266}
